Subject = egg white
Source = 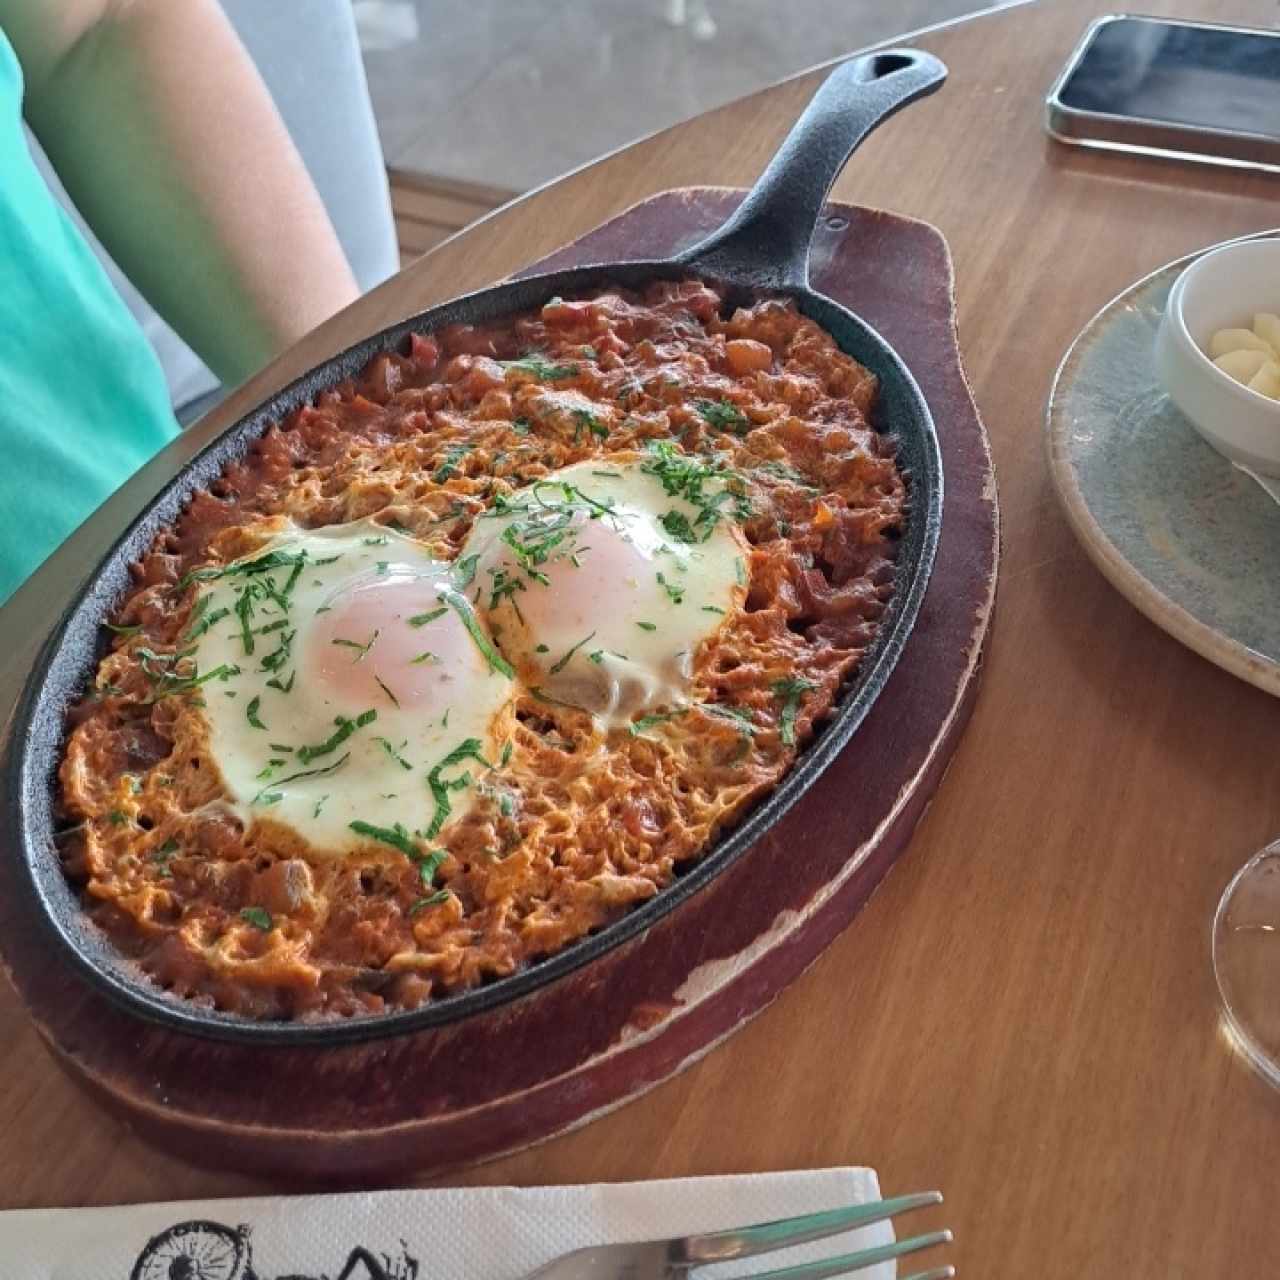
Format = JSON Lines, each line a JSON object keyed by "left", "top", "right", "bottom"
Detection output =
{"left": 460, "top": 452, "right": 748, "bottom": 725}
{"left": 188, "top": 521, "right": 513, "bottom": 858}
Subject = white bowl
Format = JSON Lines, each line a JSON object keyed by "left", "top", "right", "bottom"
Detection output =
{"left": 1154, "top": 236, "right": 1280, "bottom": 478}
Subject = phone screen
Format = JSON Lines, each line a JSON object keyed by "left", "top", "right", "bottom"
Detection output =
{"left": 1059, "top": 18, "right": 1280, "bottom": 139}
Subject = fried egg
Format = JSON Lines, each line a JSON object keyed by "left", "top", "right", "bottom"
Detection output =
{"left": 188, "top": 522, "right": 513, "bottom": 856}
{"left": 460, "top": 449, "right": 749, "bottom": 724}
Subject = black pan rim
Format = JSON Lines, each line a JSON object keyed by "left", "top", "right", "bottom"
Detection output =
{"left": 5, "top": 260, "right": 942, "bottom": 1047}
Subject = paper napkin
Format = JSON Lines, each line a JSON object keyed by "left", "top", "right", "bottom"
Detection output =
{"left": 1, "top": 1168, "right": 898, "bottom": 1280}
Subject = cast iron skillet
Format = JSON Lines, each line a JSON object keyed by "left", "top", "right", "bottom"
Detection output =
{"left": 6, "top": 49, "right": 947, "bottom": 1045}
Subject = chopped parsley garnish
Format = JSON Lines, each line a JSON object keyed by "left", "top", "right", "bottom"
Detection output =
{"left": 178, "top": 547, "right": 308, "bottom": 591}
{"left": 642, "top": 440, "right": 751, "bottom": 540}
{"left": 375, "top": 675, "right": 400, "bottom": 708}
{"left": 240, "top": 907, "right": 273, "bottom": 931}
{"left": 433, "top": 443, "right": 470, "bottom": 483}
{"left": 376, "top": 561, "right": 389, "bottom": 575}
{"left": 363, "top": 534, "right": 390, "bottom": 546}
{"left": 499, "top": 740, "right": 513, "bottom": 767}
{"left": 297, "top": 709, "right": 377, "bottom": 764}
{"left": 409, "top": 889, "right": 451, "bottom": 914}
{"left": 695, "top": 398, "right": 750, "bottom": 433}
{"left": 233, "top": 585, "right": 260, "bottom": 651}
{"left": 245, "top": 696, "right": 266, "bottom": 730}
{"left": 535, "top": 643, "right": 550, "bottom": 653}
{"left": 416, "top": 848, "right": 447, "bottom": 888}
{"left": 424, "top": 737, "right": 492, "bottom": 839}
{"left": 375, "top": 736, "right": 413, "bottom": 770}
{"left": 104, "top": 621, "right": 143, "bottom": 637}
{"left": 512, "top": 417, "right": 531, "bottom": 435}
{"left": 629, "top": 709, "right": 688, "bottom": 737}
{"left": 185, "top": 601, "right": 230, "bottom": 641}
{"left": 313, "top": 794, "right": 329, "bottom": 819}
{"left": 549, "top": 631, "right": 595, "bottom": 675}
{"left": 636, "top": 621, "right": 657, "bottom": 631}
{"left": 410, "top": 651, "right": 438, "bottom": 665}
{"left": 772, "top": 677, "right": 816, "bottom": 746}
{"left": 408, "top": 606, "right": 448, "bottom": 628}
{"left": 251, "top": 752, "right": 351, "bottom": 804}
{"left": 588, "top": 649, "right": 605, "bottom": 665}
{"left": 656, "top": 571, "right": 684, "bottom": 605}
{"left": 258, "top": 628, "right": 296, "bottom": 675}
{"left": 349, "top": 819, "right": 417, "bottom": 858}
{"left": 452, "top": 554, "right": 480, "bottom": 587}
{"left": 572, "top": 408, "right": 608, "bottom": 441}
{"left": 502, "top": 355, "right": 578, "bottom": 381}
{"left": 701, "top": 605, "right": 725, "bottom": 614}
{"left": 331, "top": 630, "right": 379, "bottom": 663}
{"left": 438, "top": 589, "right": 514, "bottom": 678}
{"left": 265, "top": 670, "right": 296, "bottom": 694}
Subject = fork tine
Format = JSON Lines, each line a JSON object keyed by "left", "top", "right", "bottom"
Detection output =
{"left": 720, "top": 1229, "right": 953, "bottom": 1280}
{"left": 682, "top": 1191, "right": 943, "bottom": 1262}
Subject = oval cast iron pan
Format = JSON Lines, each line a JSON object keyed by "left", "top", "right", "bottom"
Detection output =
{"left": 4, "top": 49, "right": 947, "bottom": 1045}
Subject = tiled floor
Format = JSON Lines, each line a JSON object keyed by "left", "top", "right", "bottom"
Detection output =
{"left": 359, "top": 0, "right": 1017, "bottom": 193}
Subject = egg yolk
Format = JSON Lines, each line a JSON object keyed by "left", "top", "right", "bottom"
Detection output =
{"left": 492, "top": 511, "right": 658, "bottom": 657}
{"left": 304, "top": 571, "right": 480, "bottom": 712}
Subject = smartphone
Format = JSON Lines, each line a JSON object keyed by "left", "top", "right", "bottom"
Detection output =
{"left": 1046, "top": 15, "right": 1280, "bottom": 173}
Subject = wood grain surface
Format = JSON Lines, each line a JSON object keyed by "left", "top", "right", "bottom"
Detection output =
{"left": 4, "top": 1, "right": 1280, "bottom": 1276}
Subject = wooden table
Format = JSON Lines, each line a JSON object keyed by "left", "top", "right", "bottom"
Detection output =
{"left": 4, "top": 0, "right": 1279, "bottom": 1273}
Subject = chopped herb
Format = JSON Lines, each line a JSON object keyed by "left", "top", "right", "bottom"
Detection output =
{"left": 375, "top": 674, "right": 400, "bottom": 707}
{"left": 107, "top": 810, "right": 128, "bottom": 826}
{"left": 572, "top": 408, "right": 608, "bottom": 440}
{"left": 452, "top": 554, "right": 480, "bottom": 587}
{"left": 245, "top": 696, "right": 266, "bottom": 730}
{"left": 313, "top": 794, "right": 329, "bottom": 819}
{"left": 258, "top": 628, "right": 296, "bottom": 675}
{"left": 104, "top": 621, "right": 143, "bottom": 637}
{"left": 375, "top": 736, "right": 413, "bottom": 770}
{"left": 695, "top": 398, "right": 749, "bottom": 433}
{"left": 408, "top": 606, "right": 448, "bottom": 628}
{"left": 265, "top": 670, "right": 296, "bottom": 694}
{"left": 588, "top": 649, "right": 605, "bottom": 665}
{"left": 502, "top": 355, "right": 577, "bottom": 381}
{"left": 659, "top": 510, "right": 698, "bottom": 543}
{"left": 512, "top": 417, "right": 531, "bottom": 435}
{"left": 529, "top": 685, "right": 581, "bottom": 709}
{"left": 410, "top": 651, "right": 438, "bottom": 665}
{"left": 535, "top": 643, "right": 550, "bottom": 653}
{"left": 185, "top": 603, "right": 230, "bottom": 640}
{"left": 240, "top": 907, "right": 272, "bottom": 931}
{"left": 549, "top": 631, "right": 596, "bottom": 675}
{"left": 269, "top": 743, "right": 295, "bottom": 753}
{"left": 656, "top": 571, "right": 684, "bottom": 605}
{"left": 349, "top": 819, "right": 417, "bottom": 858}
{"left": 331, "top": 629, "right": 379, "bottom": 663}
{"left": 416, "top": 849, "right": 447, "bottom": 888}
{"left": 701, "top": 605, "right": 726, "bottom": 615}
{"left": 438, "top": 589, "right": 514, "bottom": 678}
{"left": 424, "top": 738, "right": 491, "bottom": 839}
{"left": 250, "top": 752, "right": 351, "bottom": 804}
{"left": 362, "top": 534, "right": 390, "bottom": 546}
{"left": 636, "top": 620, "right": 658, "bottom": 631}
{"left": 297, "top": 710, "right": 377, "bottom": 764}
{"left": 500, "top": 741, "right": 513, "bottom": 766}
{"left": 376, "top": 561, "right": 389, "bottom": 575}
{"left": 772, "top": 676, "right": 816, "bottom": 746}
{"left": 629, "top": 709, "right": 688, "bottom": 737}
{"left": 433, "top": 444, "right": 470, "bottom": 483}
{"left": 409, "top": 890, "right": 451, "bottom": 914}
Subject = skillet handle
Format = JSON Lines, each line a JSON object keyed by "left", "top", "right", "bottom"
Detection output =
{"left": 677, "top": 48, "right": 946, "bottom": 289}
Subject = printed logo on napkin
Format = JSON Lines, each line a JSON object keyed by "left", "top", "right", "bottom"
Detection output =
{"left": 130, "top": 1219, "right": 418, "bottom": 1280}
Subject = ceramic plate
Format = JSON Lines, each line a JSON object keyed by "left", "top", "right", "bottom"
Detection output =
{"left": 1047, "top": 236, "right": 1280, "bottom": 697}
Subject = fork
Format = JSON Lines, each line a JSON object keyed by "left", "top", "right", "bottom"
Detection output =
{"left": 523, "top": 1190, "right": 952, "bottom": 1279}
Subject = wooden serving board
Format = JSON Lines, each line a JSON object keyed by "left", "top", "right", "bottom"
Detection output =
{"left": 0, "top": 190, "right": 998, "bottom": 1180}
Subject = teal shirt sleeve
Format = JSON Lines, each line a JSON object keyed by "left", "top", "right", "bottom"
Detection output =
{"left": 0, "top": 29, "right": 178, "bottom": 606}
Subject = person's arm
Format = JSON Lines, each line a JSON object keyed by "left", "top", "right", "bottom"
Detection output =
{"left": 4, "top": 0, "right": 360, "bottom": 388}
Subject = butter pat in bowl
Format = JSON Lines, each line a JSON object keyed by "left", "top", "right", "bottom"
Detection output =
{"left": 1154, "top": 237, "right": 1280, "bottom": 477}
